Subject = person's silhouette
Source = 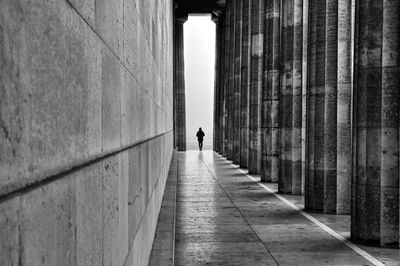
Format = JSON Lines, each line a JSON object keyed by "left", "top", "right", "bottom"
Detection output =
{"left": 196, "top": 128, "right": 205, "bottom": 151}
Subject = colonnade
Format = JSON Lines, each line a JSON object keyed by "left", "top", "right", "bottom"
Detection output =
{"left": 174, "top": 16, "right": 187, "bottom": 151}
{"left": 212, "top": 0, "right": 400, "bottom": 248}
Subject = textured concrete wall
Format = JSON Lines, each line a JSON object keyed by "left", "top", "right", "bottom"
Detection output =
{"left": 0, "top": 0, "right": 174, "bottom": 264}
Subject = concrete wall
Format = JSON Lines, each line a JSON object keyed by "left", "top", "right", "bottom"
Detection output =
{"left": 0, "top": 0, "right": 174, "bottom": 265}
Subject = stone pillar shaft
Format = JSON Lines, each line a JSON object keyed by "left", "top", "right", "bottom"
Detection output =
{"left": 352, "top": 0, "right": 400, "bottom": 247}
{"left": 173, "top": 18, "right": 187, "bottom": 151}
{"left": 233, "top": 0, "right": 243, "bottom": 164}
{"left": 279, "top": 0, "right": 303, "bottom": 194}
{"left": 223, "top": 3, "right": 232, "bottom": 157}
{"left": 301, "top": 0, "right": 309, "bottom": 195}
{"left": 226, "top": 0, "right": 236, "bottom": 160}
{"left": 305, "top": 0, "right": 351, "bottom": 214}
{"left": 248, "top": 0, "right": 265, "bottom": 174}
{"left": 306, "top": 0, "right": 335, "bottom": 213}
{"left": 218, "top": 15, "right": 226, "bottom": 154}
{"left": 261, "top": 0, "right": 280, "bottom": 182}
{"left": 213, "top": 16, "right": 223, "bottom": 153}
{"left": 240, "top": 0, "right": 252, "bottom": 168}
{"left": 213, "top": 19, "right": 218, "bottom": 152}
{"left": 336, "top": 0, "right": 352, "bottom": 214}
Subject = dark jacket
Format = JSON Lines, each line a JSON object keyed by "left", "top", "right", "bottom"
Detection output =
{"left": 196, "top": 130, "right": 205, "bottom": 141}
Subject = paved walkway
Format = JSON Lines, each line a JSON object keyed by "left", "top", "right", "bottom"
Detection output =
{"left": 174, "top": 151, "right": 383, "bottom": 266}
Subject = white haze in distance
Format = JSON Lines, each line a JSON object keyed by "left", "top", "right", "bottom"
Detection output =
{"left": 184, "top": 15, "right": 215, "bottom": 149}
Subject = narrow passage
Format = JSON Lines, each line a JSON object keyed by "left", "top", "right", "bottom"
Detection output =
{"left": 174, "top": 151, "right": 376, "bottom": 266}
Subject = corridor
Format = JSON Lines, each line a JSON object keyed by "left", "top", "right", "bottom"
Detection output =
{"left": 174, "top": 151, "right": 399, "bottom": 266}
{"left": 4, "top": 0, "right": 400, "bottom": 264}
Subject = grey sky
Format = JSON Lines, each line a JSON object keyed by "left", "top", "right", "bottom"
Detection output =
{"left": 184, "top": 15, "right": 215, "bottom": 145}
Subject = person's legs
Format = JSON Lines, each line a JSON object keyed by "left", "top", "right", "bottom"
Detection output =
{"left": 200, "top": 141, "right": 203, "bottom": 151}
{"left": 198, "top": 141, "right": 201, "bottom": 150}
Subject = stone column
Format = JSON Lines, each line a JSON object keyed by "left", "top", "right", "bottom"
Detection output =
{"left": 240, "top": 0, "right": 252, "bottom": 168}
{"left": 222, "top": 3, "right": 232, "bottom": 157}
{"left": 336, "top": 0, "right": 352, "bottom": 214}
{"left": 306, "top": 0, "right": 335, "bottom": 213}
{"left": 301, "top": 0, "right": 309, "bottom": 195}
{"left": 225, "top": 0, "right": 235, "bottom": 159}
{"left": 213, "top": 16, "right": 218, "bottom": 152}
{"left": 233, "top": 0, "right": 243, "bottom": 164}
{"left": 305, "top": 0, "right": 352, "bottom": 214}
{"left": 218, "top": 14, "right": 226, "bottom": 154}
{"left": 173, "top": 16, "right": 187, "bottom": 151}
{"left": 261, "top": 0, "right": 280, "bottom": 182}
{"left": 248, "top": 0, "right": 265, "bottom": 174}
{"left": 227, "top": 0, "right": 236, "bottom": 160}
{"left": 279, "top": 0, "right": 302, "bottom": 194}
{"left": 213, "top": 14, "right": 223, "bottom": 153}
{"left": 352, "top": 0, "right": 400, "bottom": 248}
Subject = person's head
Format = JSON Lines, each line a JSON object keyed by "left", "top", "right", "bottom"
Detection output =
{"left": 199, "top": 127, "right": 202, "bottom": 131}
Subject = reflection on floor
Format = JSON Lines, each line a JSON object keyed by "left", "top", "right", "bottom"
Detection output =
{"left": 185, "top": 141, "right": 213, "bottom": 151}
{"left": 174, "top": 151, "right": 400, "bottom": 266}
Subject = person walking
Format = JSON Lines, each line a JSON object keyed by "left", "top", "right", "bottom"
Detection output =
{"left": 196, "top": 128, "right": 205, "bottom": 151}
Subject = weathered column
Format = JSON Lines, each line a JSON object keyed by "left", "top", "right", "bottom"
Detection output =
{"left": 336, "top": 0, "right": 352, "bottom": 214}
{"left": 305, "top": 0, "right": 352, "bottom": 214}
{"left": 173, "top": 16, "right": 187, "bottom": 151}
{"left": 248, "top": 0, "right": 265, "bottom": 174}
{"left": 213, "top": 13, "right": 223, "bottom": 153}
{"left": 352, "top": 0, "right": 400, "bottom": 248}
{"left": 306, "top": 0, "right": 334, "bottom": 213}
{"left": 261, "top": 0, "right": 280, "bottom": 182}
{"left": 218, "top": 14, "right": 226, "bottom": 154}
{"left": 301, "top": 0, "right": 309, "bottom": 194}
{"left": 213, "top": 16, "right": 218, "bottom": 152}
{"left": 226, "top": 0, "right": 235, "bottom": 159}
{"left": 233, "top": 0, "right": 243, "bottom": 164}
{"left": 279, "top": 0, "right": 302, "bottom": 194}
{"left": 228, "top": 0, "right": 236, "bottom": 160}
{"left": 240, "top": 0, "right": 252, "bottom": 168}
{"left": 222, "top": 3, "right": 232, "bottom": 157}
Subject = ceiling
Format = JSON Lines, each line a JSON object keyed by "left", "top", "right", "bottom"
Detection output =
{"left": 174, "top": 0, "right": 226, "bottom": 19}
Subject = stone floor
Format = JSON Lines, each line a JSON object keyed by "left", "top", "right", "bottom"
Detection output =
{"left": 174, "top": 151, "right": 400, "bottom": 266}
{"left": 185, "top": 141, "right": 213, "bottom": 151}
